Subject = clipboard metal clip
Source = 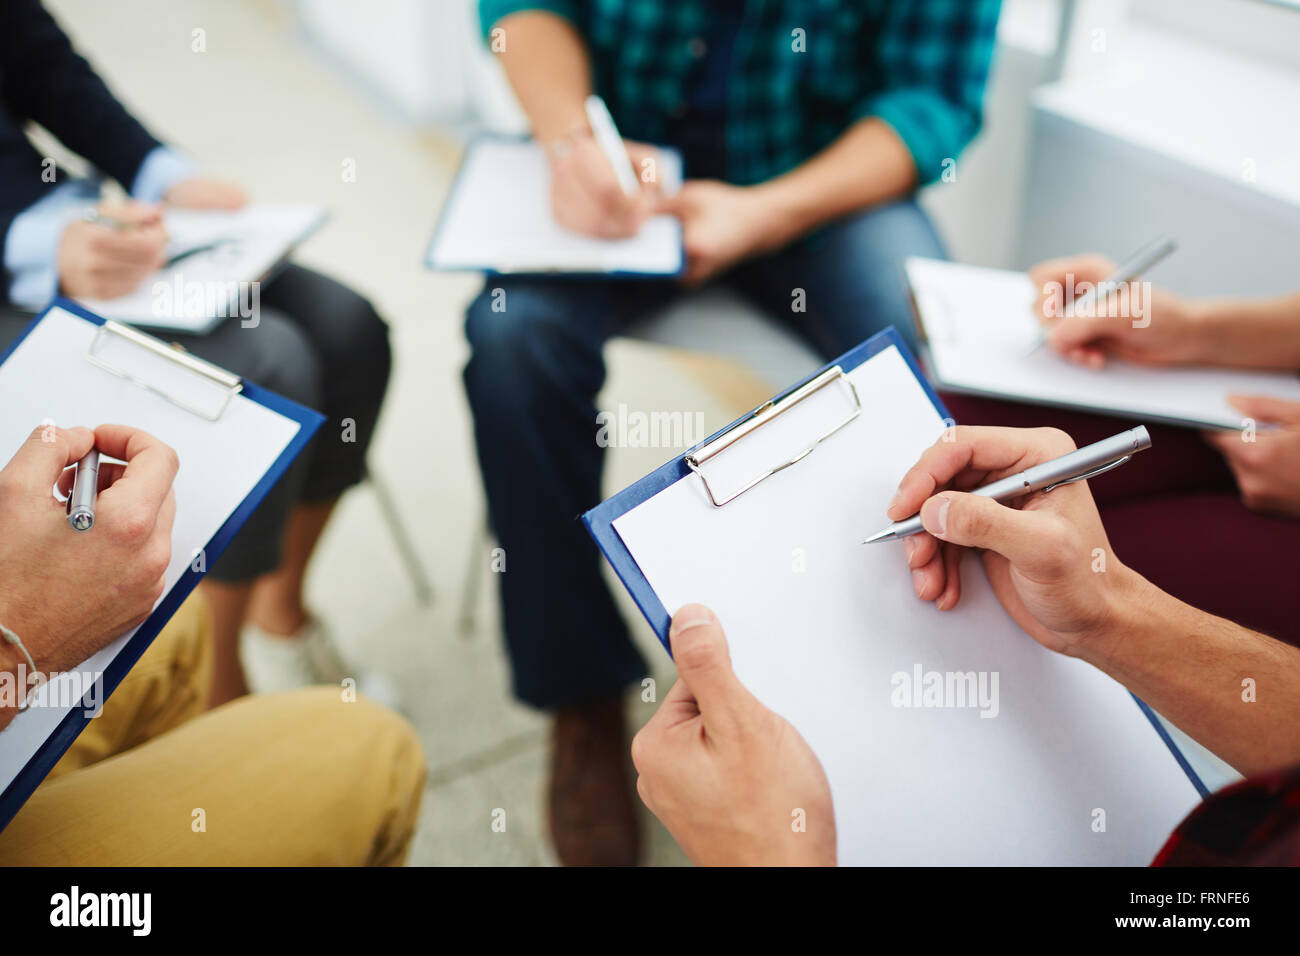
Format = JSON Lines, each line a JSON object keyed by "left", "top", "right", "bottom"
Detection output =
{"left": 684, "top": 365, "right": 861, "bottom": 508}
{"left": 86, "top": 320, "right": 244, "bottom": 422}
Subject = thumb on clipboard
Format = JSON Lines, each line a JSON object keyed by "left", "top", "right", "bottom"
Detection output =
{"left": 630, "top": 603, "right": 837, "bottom": 866}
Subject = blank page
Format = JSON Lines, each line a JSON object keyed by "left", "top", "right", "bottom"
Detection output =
{"left": 427, "top": 138, "right": 683, "bottom": 275}
{"left": 0, "top": 307, "right": 302, "bottom": 795}
{"left": 908, "top": 257, "right": 1300, "bottom": 429}
{"left": 612, "top": 345, "right": 1201, "bottom": 865}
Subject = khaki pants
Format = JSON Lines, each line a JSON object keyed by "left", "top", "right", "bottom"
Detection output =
{"left": 0, "top": 595, "right": 425, "bottom": 865}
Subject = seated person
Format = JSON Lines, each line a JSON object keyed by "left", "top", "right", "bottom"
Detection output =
{"left": 0, "top": 0, "right": 392, "bottom": 704}
{"left": 939, "top": 255, "right": 1300, "bottom": 645}
{"left": 0, "top": 425, "right": 424, "bottom": 864}
{"left": 468, "top": 0, "right": 1001, "bottom": 866}
{"left": 630, "top": 426, "right": 1300, "bottom": 865}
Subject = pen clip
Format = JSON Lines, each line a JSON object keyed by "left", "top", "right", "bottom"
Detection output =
{"left": 1042, "top": 455, "right": 1131, "bottom": 493}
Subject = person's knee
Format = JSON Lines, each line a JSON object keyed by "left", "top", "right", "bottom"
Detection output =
{"left": 287, "top": 686, "right": 425, "bottom": 863}
{"left": 463, "top": 284, "right": 569, "bottom": 410}
{"left": 465, "top": 285, "right": 533, "bottom": 360}
{"left": 318, "top": 287, "right": 392, "bottom": 395}
{"left": 293, "top": 686, "right": 425, "bottom": 784}
{"left": 241, "top": 309, "right": 326, "bottom": 410}
{"left": 812, "top": 201, "right": 943, "bottom": 347}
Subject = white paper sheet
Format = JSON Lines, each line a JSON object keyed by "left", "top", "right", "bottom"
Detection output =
{"left": 908, "top": 257, "right": 1300, "bottom": 429}
{"left": 0, "top": 307, "right": 301, "bottom": 799}
{"left": 612, "top": 346, "right": 1201, "bottom": 865}
{"left": 426, "top": 139, "right": 683, "bottom": 275}
{"left": 76, "top": 203, "right": 326, "bottom": 333}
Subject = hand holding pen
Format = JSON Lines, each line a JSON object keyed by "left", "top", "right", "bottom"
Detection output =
{"left": 57, "top": 201, "right": 167, "bottom": 301}
{"left": 545, "top": 95, "right": 661, "bottom": 239}
{"left": 1028, "top": 250, "right": 1218, "bottom": 369}
{"left": 0, "top": 424, "right": 178, "bottom": 683}
{"left": 874, "top": 425, "right": 1153, "bottom": 658}
{"left": 1028, "top": 237, "right": 1176, "bottom": 361}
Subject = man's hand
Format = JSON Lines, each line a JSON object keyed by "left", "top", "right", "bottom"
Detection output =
{"left": 889, "top": 425, "right": 1150, "bottom": 656}
{"left": 0, "top": 424, "right": 178, "bottom": 687}
{"left": 1029, "top": 254, "right": 1203, "bottom": 368}
{"left": 57, "top": 201, "right": 167, "bottom": 300}
{"left": 547, "top": 132, "right": 660, "bottom": 238}
{"left": 631, "top": 604, "right": 836, "bottom": 866}
{"left": 661, "top": 180, "right": 780, "bottom": 285}
{"left": 1203, "top": 395, "right": 1300, "bottom": 519}
{"left": 164, "top": 177, "right": 248, "bottom": 210}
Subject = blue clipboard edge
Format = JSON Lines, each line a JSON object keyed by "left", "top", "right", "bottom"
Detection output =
{"left": 580, "top": 324, "right": 1209, "bottom": 800}
{"left": 422, "top": 133, "right": 686, "bottom": 279}
{"left": 0, "top": 298, "right": 326, "bottom": 832}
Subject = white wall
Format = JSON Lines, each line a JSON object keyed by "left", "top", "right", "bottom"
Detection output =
{"left": 1018, "top": 0, "right": 1300, "bottom": 295}
{"left": 294, "top": 0, "right": 521, "bottom": 129}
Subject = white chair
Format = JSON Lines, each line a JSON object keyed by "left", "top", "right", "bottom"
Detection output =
{"left": 456, "top": 287, "right": 823, "bottom": 635}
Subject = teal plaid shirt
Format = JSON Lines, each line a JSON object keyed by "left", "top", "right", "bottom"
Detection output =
{"left": 480, "top": 0, "right": 1001, "bottom": 185}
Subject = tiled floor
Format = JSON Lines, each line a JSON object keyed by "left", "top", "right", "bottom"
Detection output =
{"left": 46, "top": 0, "right": 772, "bottom": 865}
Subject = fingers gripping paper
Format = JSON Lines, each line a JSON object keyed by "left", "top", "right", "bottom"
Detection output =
{"left": 610, "top": 345, "right": 1201, "bottom": 865}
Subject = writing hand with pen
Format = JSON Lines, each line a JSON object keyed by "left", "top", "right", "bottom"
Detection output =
{"left": 1032, "top": 252, "right": 1300, "bottom": 519}
{"left": 56, "top": 177, "right": 246, "bottom": 301}
{"left": 0, "top": 425, "right": 178, "bottom": 730}
{"left": 632, "top": 425, "right": 1293, "bottom": 864}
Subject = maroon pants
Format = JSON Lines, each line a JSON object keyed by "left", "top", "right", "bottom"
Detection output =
{"left": 939, "top": 393, "right": 1300, "bottom": 647}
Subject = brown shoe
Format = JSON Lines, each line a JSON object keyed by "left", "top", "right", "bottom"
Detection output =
{"left": 548, "top": 695, "right": 641, "bottom": 866}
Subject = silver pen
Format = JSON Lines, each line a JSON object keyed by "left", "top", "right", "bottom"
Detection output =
{"left": 1028, "top": 237, "right": 1177, "bottom": 353}
{"left": 863, "top": 426, "right": 1152, "bottom": 544}
{"left": 67, "top": 449, "right": 100, "bottom": 532}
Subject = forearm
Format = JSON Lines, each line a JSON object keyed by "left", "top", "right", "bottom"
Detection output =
{"left": 494, "top": 11, "right": 592, "bottom": 144}
{"left": 1078, "top": 571, "right": 1300, "bottom": 776}
{"left": 751, "top": 118, "right": 918, "bottom": 249}
{"left": 1187, "top": 293, "right": 1300, "bottom": 370}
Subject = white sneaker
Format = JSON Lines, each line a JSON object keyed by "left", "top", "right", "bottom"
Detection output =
{"left": 239, "top": 617, "right": 403, "bottom": 712}
{"left": 239, "top": 617, "right": 346, "bottom": 694}
{"left": 357, "top": 671, "right": 403, "bottom": 711}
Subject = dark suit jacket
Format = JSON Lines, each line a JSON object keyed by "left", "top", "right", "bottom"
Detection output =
{"left": 0, "top": 0, "right": 163, "bottom": 304}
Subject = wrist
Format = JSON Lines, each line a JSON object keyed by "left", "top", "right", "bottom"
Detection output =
{"left": 1176, "top": 298, "right": 1223, "bottom": 365}
{"left": 0, "top": 608, "right": 37, "bottom": 729}
{"left": 1070, "top": 565, "right": 1178, "bottom": 669}
{"left": 747, "top": 181, "right": 804, "bottom": 253}
{"left": 537, "top": 115, "right": 591, "bottom": 159}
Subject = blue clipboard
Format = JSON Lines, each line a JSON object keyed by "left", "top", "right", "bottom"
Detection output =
{"left": 423, "top": 134, "right": 686, "bottom": 279}
{"left": 582, "top": 325, "right": 1209, "bottom": 798}
{"left": 0, "top": 298, "right": 325, "bottom": 831}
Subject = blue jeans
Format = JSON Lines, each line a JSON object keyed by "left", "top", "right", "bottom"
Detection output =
{"left": 463, "top": 200, "right": 945, "bottom": 708}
